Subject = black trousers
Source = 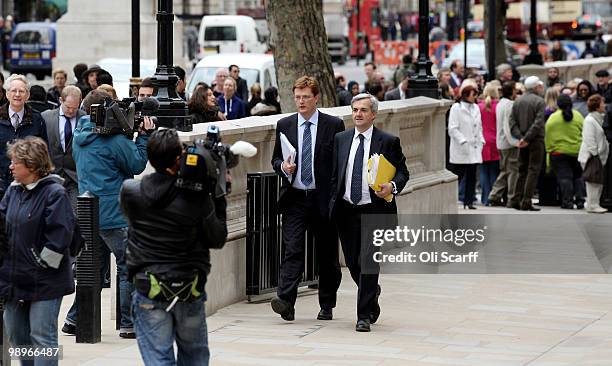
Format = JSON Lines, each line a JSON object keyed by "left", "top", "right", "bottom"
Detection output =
{"left": 514, "top": 139, "right": 545, "bottom": 207}
{"left": 336, "top": 200, "right": 380, "bottom": 320}
{"left": 550, "top": 154, "right": 585, "bottom": 208}
{"left": 451, "top": 163, "right": 477, "bottom": 205}
{"left": 278, "top": 188, "right": 341, "bottom": 309}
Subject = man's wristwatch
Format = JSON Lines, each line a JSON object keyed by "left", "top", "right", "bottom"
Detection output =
{"left": 390, "top": 181, "right": 398, "bottom": 195}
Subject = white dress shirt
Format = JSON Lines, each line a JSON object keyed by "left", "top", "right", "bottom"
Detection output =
{"left": 291, "top": 110, "right": 319, "bottom": 190}
{"left": 343, "top": 125, "right": 373, "bottom": 205}
{"left": 8, "top": 106, "right": 25, "bottom": 130}
{"left": 59, "top": 105, "right": 77, "bottom": 152}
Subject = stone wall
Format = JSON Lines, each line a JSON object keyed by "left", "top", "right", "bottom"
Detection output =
{"left": 517, "top": 57, "right": 612, "bottom": 85}
{"left": 170, "top": 96, "right": 456, "bottom": 314}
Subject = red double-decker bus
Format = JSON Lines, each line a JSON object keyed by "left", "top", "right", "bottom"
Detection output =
{"left": 346, "top": 0, "right": 381, "bottom": 57}
{"left": 473, "top": 0, "right": 581, "bottom": 41}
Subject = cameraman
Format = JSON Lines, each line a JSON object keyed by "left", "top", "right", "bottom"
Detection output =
{"left": 121, "top": 129, "right": 227, "bottom": 365}
{"left": 61, "top": 89, "right": 154, "bottom": 338}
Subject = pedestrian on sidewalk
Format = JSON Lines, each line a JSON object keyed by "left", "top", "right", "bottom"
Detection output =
{"left": 579, "top": 94, "right": 609, "bottom": 213}
{"left": 449, "top": 84, "right": 484, "bottom": 209}
{"left": 0, "top": 137, "right": 75, "bottom": 366}
{"left": 545, "top": 94, "right": 585, "bottom": 209}
{"left": 121, "top": 129, "right": 228, "bottom": 366}
{"left": 509, "top": 76, "right": 546, "bottom": 211}
{"left": 270, "top": 76, "right": 344, "bottom": 323}
{"left": 329, "top": 93, "right": 409, "bottom": 332}
{"left": 478, "top": 82, "right": 500, "bottom": 205}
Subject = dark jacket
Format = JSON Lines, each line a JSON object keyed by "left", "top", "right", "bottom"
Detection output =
{"left": 336, "top": 85, "right": 352, "bottom": 106}
{"left": 121, "top": 172, "right": 227, "bottom": 281}
{"left": 47, "top": 86, "right": 61, "bottom": 105}
{"left": 271, "top": 111, "right": 345, "bottom": 217}
{"left": 329, "top": 127, "right": 410, "bottom": 218}
{"left": 596, "top": 83, "right": 612, "bottom": 105}
{"left": 72, "top": 115, "right": 148, "bottom": 229}
{"left": 0, "top": 103, "right": 49, "bottom": 195}
{"left": 42, "top": 108, "right": 87, "bottom": 186}
{"left": 0, "top": 175, "right": 75, "bottom": 301}
{"left": 235, "top": 77, "right": 249, "bottom": 104}
{"left": 217, "top": 94, "right": 246, "bottom": 120}
{"left": 510, "top": 91, "right": 546, "bottom": 142}
{"left": 190, "top": 107, "right": 221, "bottom": 124}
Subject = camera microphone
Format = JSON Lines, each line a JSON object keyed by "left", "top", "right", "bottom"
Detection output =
{"left": 141, "top": 97, "right": 160, "bottom": 116}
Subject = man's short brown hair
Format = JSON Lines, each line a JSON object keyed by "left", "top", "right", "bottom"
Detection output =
{"left": 293, "top": 76, "right": 320, "bottom": 96}
{"left": 82, "top": 89, "right": 111, "bottom": 114}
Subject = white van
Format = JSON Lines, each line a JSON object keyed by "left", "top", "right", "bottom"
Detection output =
{"left": 198, "top": 15, "right": 267, "bottom": 57}
{"left": 186, "top": 53, "right": 276, "bottom": 99}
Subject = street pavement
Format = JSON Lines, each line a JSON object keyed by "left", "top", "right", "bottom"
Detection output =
{"left": 52, "top": 203, "right": 612, "bottom": 366}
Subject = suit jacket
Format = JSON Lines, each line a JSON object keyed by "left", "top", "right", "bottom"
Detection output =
{"left": 42, "top": 108, "right": 86, "bottom": 185}
{"left": 384, "top": 87, "right": 402, "bottom": 101}
{"left": 329, "top": 126, "right": 409, "bottom": 218}
{"left": 271, "top": 111, "right": 345, "bottom": 216}
{"left": 236, "top": 77, "right": 249, "bottom": 105}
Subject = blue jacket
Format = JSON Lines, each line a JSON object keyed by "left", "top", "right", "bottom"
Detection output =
{"left": 0, "top": 175, "right": 75, "bottom": 301}
{"left": 217, "top": 94, "right": 246, "bottom": 120}
{"left": 0, "top": 103, "right": 49, "bottom": 195}
{"left": 72, "top": 116, "right": 148, "bottom": 229}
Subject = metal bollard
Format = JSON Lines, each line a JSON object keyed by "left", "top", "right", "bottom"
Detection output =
{"left": 75, "top": 192, "right": 102, "bottom": 343}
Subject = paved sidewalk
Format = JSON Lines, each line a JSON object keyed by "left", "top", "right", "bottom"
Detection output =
{"left": 54, "top": 205, "right": 612, "bottom": 365}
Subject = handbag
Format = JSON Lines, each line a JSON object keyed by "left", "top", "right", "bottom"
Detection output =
{"left": 582, "top": 155, "right": 604, "bottom": 184}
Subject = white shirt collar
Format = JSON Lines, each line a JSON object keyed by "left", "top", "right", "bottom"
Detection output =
{"left": 353, "top": 125, "right": 373, "bottom": 141}
{"left": 298, "top": 109, "right": 319, "bottom": 126}
{"left": 399, "top": 87, "right": 406, "bottom": 100}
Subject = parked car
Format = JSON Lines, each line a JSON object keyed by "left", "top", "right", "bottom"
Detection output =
{"left": 197, "top": 15, "right": 267, "bottom": 58}
{"left": 96, "top": 58, "right": 157, "bottom": 99}
{"left": 186, "top": 53, "right": 276, "bottom": 100}
{"left": 442, "top": 39, "right": 521, "bottom": 73}
{"left": 8, "top": 22, "right": 56, "bottom": 80}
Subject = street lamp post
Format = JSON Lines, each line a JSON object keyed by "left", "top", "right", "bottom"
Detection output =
{"left": 523, "top": 0, "right": 543, "bottom": 65}
{"left": 407, "top": 0, "right": 439, "bottom": 99}
{"left": 150, "top": 0, "right": 192, "bottom": 131}
{"left": 486, "top": 0, "right": 496, "bottom": 81}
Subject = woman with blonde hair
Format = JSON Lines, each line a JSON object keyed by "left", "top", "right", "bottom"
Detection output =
{"left": 544, "top": 87, "right": 559, "bottom": 120}
{"left": 97, "top": 84, "right": 118, "bottom": 100}
{"left": 0, "top": 137, "right": 76, "bottom": 366}
{"left": 477, "top": 82, "right": 500, "bottom": 205}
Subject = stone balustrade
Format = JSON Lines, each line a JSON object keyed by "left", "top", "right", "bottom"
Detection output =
{"left": 170, "top": 96, "right": 456, "bottom": 314}
{"left": 517, "top": 57, "right": 612, "bottom": 85}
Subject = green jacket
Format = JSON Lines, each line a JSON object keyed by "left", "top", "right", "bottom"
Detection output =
{"left": 544, "top": 109, "right": 583, "bottom": 157}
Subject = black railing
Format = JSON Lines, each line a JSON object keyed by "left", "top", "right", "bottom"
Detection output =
{"left": 246, "top": 173, "right": 318, "bottom": 298}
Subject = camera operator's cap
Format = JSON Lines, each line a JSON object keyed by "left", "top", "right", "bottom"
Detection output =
{"left": 81, "top": 64, "right": 102, "bottom": 80}
{"left": 595, "top": 69, "right": 610, "bottom": 78}
{"left": 524, "top": 76, "right": 543, "bottom": 90}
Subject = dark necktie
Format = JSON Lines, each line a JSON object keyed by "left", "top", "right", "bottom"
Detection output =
{"left": 301, "top": 121, "right": 313, "bottom": 186}
{"left": 64, "top": 115, "right": 72, "bottom": 152}
{"left": 351, "top": 134, "right": 365, "bottom": 205}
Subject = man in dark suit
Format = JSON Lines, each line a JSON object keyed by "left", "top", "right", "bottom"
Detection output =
{"left": 229, "top": 64, "right": 249, "bottom": 104}
{"left": 41, "top": 85, "right": 85, "bottom": 210}
{"left": 270, "top": 76, "right": 345, "bottom": 321}
{"left": 384, "top": 76, "right": 409, "bottom": 101}
{"left": 329, "top": 93, "right": 409, "bottom": 332}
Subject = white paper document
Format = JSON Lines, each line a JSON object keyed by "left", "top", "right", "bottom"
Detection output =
{"left": 280, "top": 132, "right": 296, "bottom": 165}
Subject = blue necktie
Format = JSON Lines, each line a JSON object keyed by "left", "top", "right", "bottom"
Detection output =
{"left": 301, "top": 121, "right": 313, "bottom": 187}
{"left": 64, "top": 115, "right": 72, "bottom": 152}
{"left": 351, "top": 134, "right": 365, "bottom": 205}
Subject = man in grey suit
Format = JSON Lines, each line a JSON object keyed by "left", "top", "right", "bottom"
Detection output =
{"left": 41, "top": 85, "right": 84, "bottom": 210}
{"left": 384, "top": 76, "right": 409, "bottom": 101}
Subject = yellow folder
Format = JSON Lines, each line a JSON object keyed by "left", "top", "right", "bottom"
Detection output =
{"left": 367, "top": 154, "right": 396, "bottom": 202}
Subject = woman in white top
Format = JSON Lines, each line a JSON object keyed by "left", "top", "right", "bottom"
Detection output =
{"left": 448, "top": 84, "right": 485, "bottom": 209}
{"left": 578, "top": 94, "right": 609, "bottom": 213}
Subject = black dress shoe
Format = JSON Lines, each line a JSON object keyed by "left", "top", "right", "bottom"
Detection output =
{"left": 355, "top": 319, "right": 371, "bottom": 332}
{"left": 61, "top": 323, "right": 76, "bottom": 335}
{"left": 488, "top": 198, "right": 504, "bottom": 207}
{"left": 119, "top": 332, "right": 136, "bottom": 339}
{"left": 317, "top": 308, "right": 333, "bottom": 320}
{"left": 271, "top": 297, "right": 295, "bottom": 321}
{"left": 370, "top": 285, "right": 381, "bottom": 324}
